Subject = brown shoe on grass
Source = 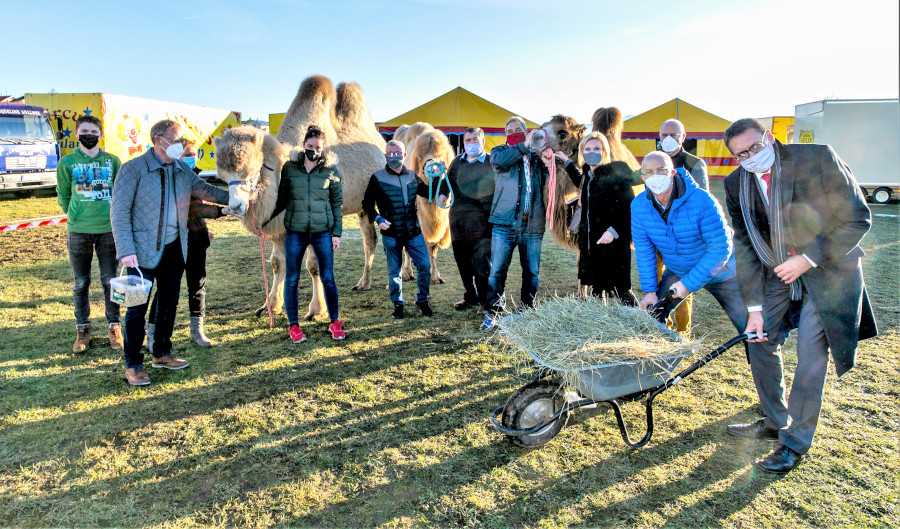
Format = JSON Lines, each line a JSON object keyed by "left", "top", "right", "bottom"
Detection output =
{"left": 107, "top": 323, "right": 123, "bottom": 350}
{"left": 73, "top": 324, "right": 91, "bottom": 352}
{"left": 125, "top": 367, "right": 150, "bottom": 386}
{"left": 151, "top": 355, "right": 189, "bottom": 370}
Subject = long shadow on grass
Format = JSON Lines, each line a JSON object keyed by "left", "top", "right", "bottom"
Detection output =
{"left": 0, "top": 362, "right": 514, "bottom": 527}
{"left": 0, "top": 328, "right": 483, "bottom": 468}
{"left": 486, "top": 407, "right": 775, "bottom": 527}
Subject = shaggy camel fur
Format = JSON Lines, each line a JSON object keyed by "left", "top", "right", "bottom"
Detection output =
{"left": 219, "top": 75, "right": 388, "bottom": 320}
{"left": 403, "top": 128, "right": 454, "bottom": 282}
{"left": 387, "top": 122, "right": 453, "bottom": 283}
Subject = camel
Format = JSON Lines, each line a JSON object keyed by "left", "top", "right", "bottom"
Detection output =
{"left": 217, "top": 75, "right": 387, "bottom": 320}
{"left": 539, "top": 114, "right": 587, "bottom": 251}
{"left": 403, "top": 128, "right": 454, "bottom": 282}
{"left": 388, "top": 122, "right": 453, "bottom": 283}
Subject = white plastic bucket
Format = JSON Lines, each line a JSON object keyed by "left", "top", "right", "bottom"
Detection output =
{"left": 110, "top": 266, "right": 152, "bottom": 307}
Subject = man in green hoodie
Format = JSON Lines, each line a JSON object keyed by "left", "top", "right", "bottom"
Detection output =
{"left": 56, "top": 115, "right": 123, "bottom": 352}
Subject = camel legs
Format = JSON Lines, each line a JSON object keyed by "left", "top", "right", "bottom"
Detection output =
{"left": 351, "top": 212, "right": 377, "bottom": 291}
{"left": 400, "top": 242, "right": 445, "bottom": 284}
{"left": 427, "top": 242, "right": 444, "bottom": 284}
{"left": 304, "top": 250, "right": 328, "bottom": 321}
{"left": 256, "top": 242, "right": 286, "bottom": 317}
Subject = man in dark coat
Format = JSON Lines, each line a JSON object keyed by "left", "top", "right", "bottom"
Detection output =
{"left": 723, "top": 118, "right": 877, "bottom": 474}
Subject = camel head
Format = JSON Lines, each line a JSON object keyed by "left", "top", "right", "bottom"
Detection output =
{"left": 541, "top": 115, "right": 587, "bottom": 158}
{"left": 409, "top": 129, "right": 454, "bottom": 185}
{"left": 214, "top": 126, "right": 271, "bottom": 218}
{"left": 400, "top": 122, "right": 435, "bottom": 169}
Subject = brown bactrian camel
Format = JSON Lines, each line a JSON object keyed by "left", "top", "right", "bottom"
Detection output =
{"left": 539, "top": 114, "right": 587, "bottom": 251}
{"left": 387, "top": 122, "right": 452, "bottom": 283}
{"left": 403, "top": 128, "right": 454, "bottom": 282}
{"left": 217, "top": 75, "right": 387, "bottom": 320}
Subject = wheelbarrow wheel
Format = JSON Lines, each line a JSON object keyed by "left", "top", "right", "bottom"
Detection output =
{"left": 502, "top": 380, "right": 569, "bottom": 447}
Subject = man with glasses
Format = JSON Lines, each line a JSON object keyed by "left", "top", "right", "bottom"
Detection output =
{"left": 722, "top": 118, "right": 877, "bottom": 473}
{"left": 111, "top": 119, "right": 230, "bottom": 386}
{"left": 362, "top": 140, "right": 434, "bottom": 319}
{"left": 631, "top": 151, "right": 748, "bottom": 338}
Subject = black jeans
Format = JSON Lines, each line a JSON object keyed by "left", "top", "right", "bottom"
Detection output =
{"left": 148, "top": 230, "right": 208, "bottom": 322}
{"left": 67, "top": 231, "right": 120, "bottom": 326}
{"left": 123, "top": 239, "right": 185, "bottom": 368}
{"left": 449, "top": 213, "right": 491, "bottom": 307}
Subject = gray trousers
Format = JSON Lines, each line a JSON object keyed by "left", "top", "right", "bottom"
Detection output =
{"left": 750, "top": 272, "right": 829, "bottom": 455}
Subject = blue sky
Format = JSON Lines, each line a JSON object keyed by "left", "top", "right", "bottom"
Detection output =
{"left": 6, "top": 0, "right": 898, "bottom": 125}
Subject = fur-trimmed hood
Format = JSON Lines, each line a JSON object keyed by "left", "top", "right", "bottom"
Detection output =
{"left": 289, "top": 146, "right": 339, "bottom": 167}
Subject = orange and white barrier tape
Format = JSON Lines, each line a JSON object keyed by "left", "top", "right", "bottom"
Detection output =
{"left": 0, "top": 215, "right": 67, "bottom": 232}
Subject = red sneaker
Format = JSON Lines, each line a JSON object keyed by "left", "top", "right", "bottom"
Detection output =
{"left": 329, "top": 320, "right": 345, "bottom": 340}
{"left": 289, "top": 324, "right": 307, "bottom": 343}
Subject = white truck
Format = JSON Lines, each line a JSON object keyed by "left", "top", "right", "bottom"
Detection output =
{"left": 793, "top": 99, "right": 899, "bottom": 204}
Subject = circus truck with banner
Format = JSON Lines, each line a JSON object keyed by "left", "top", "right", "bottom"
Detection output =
{"left": 23, "top": 93, "right": 241, "bottom": 183}
{"left": 0, "top": 103, "right": 60, "bottom": 192}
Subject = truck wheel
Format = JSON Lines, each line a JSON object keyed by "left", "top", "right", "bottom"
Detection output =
{"left": 502, "top": 380, "right": 568, "bottom": 448}
{"left": 872, "top": 187, "right": 893, "bottom": 204}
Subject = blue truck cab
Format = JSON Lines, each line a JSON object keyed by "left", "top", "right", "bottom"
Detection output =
{"left": 0, "top": 104, "right": 60, "bottom": 191}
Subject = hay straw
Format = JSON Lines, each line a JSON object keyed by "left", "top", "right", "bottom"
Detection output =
{"left": 497, "top": 295, "right": 703, "bottom": 376}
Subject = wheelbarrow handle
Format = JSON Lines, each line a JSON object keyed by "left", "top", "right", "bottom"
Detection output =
{"left": 649, "top": 288, "right": 678, "bottom": 323}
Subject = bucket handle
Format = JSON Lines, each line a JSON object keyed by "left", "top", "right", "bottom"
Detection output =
{"left": 120, "top": 265, "right": 145, "bottom": 282}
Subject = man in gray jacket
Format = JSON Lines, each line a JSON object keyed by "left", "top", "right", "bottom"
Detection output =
{"left": 111, "top": 119, "right": 229, "bottom": 386}
{"left": 481, "top": 117, "right": 552, "bottom": 330}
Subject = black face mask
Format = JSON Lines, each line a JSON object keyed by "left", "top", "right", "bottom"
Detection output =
{"left": 79, "top": 134, "right": 100, "bottom": 150}
{"left": 305, "top": 149, "right": 320, "bottom": 162}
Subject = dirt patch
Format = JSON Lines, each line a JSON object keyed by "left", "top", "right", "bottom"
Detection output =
{"left": 0, "top": 225, "right": 68, "bottom": 265}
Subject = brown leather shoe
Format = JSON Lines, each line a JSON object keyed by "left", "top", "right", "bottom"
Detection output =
{"left": 125, "top": 367, "right": 150, "bottom": 386}
{"left": 73, "top": 324, "right": 91, "bottom": 352}
{"left": 151, "top": 355, "right": 189, "bottom": 370}
{"left": 107, "top": 323, "right": 123, "bottom": 350}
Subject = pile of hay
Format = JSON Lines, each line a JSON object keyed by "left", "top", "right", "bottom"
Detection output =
{"left": 498, "top": 296, "right": 701, "bottom": 371}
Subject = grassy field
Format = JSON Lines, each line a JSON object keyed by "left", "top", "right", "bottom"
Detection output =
{"left": 1, "top": 182, "right": 898, "bottom": 528}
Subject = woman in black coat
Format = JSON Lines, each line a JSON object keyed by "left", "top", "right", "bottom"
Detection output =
{"left": 555, "top": 132, "right": 637, "bottom": 305}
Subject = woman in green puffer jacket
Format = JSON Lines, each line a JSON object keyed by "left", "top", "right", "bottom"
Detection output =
{"left": 267, "top": 125, "right": 344, "bottom": 343}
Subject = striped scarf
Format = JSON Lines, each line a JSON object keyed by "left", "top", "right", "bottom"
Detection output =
{"left": 738, "top": 143, "right": 802, "bottom": 301}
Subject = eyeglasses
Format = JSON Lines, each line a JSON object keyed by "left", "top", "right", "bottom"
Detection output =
{"left": 161, "top": 136, "right": 186, "bottom": 146}
{"left": 733, "top": 135, "right": 768, "bottom": 161}
{"left": 641, "top": 167, "right": 671, "bottom": 177}
{"left": 660, "top": 133, "right": 684, "bottom": 140}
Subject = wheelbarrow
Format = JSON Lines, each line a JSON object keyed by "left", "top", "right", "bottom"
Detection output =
{"left": 490, "top": 292, "right": 762, "bottom": 448}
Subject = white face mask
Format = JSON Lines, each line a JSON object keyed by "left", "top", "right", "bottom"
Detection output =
{"left": 645, "top": 173, "right": 672, "bottom": 194}
{"left": 740, "top": 143, "right": 775, "bottom": 174}
{"left": 160, "top": 137, "right": 184, "bottom": 161}
{"left": 660, "top": 135, "right": 681, "bottom": 154}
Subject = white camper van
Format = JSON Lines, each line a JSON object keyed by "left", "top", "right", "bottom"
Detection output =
{"left": 793, "top": 99, "right": 899, "bottom": 204}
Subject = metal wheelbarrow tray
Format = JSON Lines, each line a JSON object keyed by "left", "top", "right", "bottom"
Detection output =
{"left": 491, "top": 310, "right": 758, "bottom": 449}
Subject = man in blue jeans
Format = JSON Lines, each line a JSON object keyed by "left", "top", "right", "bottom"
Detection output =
{"left": 631, "top": 151, "right": 748, "bottom": 335}
{"left": 362, "top": 140, "right": 433, "bottom": 319}
{"left": 482, "top": 117, "right": 552, "bottom": 330}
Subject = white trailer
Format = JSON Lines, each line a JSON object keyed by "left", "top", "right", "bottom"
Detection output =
{"left": 793, "top": 99, "right": 899, "bottom": 204}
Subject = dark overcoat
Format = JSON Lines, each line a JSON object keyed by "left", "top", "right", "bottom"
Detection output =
{"left": 724, "top": 140, "right": 878, "bottom": 376}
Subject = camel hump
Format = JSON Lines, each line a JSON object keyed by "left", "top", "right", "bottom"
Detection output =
{"left": 299, "top": 75, "right": 337, "bottom": 106}
{"left": 335, "top": 82, "right": 372, "bottom": 128}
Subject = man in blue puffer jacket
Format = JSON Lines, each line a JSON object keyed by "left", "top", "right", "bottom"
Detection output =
{"left": 631, "top": 151, "right": 748, "bottom": 334}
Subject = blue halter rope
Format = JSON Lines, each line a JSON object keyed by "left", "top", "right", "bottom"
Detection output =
{"left": 424, "top": 160, "right": 453, "bottom": 209}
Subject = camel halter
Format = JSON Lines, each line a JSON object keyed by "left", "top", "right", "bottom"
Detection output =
{"left": 533, "top": 130, "right": 557, "bottom": 231}
{"left": 424, "top": 160, "right": 453, "bottom": 209}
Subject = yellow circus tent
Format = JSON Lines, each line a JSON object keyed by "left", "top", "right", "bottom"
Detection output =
{"left": 377, "top": 87, "right": 540, "bottom": 152}
{"left": 622, "top": 98, "right": 736, "bottom": 177}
